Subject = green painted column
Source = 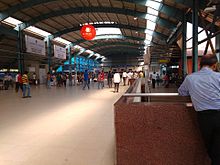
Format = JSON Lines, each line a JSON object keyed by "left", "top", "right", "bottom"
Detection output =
{"left": 182, "top": 13, "right": 187, "bottom": 76}
{"left": 67, "top": 45, "right": 72, "bottom": 86}
{"left": 46, "top": 36, "right": 52, "bottom": 73}
{"left": 74, "top": 54, "right": 77, "bottom": 85}
{"left": 192, "top": 0, "right": 198, "bottom": 72}
{"left": 17, "top": 25, "right": 24, "bottom": 74}
{"left": 216, "top": 34, "right": 220, "bottom": 61}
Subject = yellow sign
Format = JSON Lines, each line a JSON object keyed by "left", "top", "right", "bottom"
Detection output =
{"left": 158, "top": 59, "right": 169, "bottom": 63}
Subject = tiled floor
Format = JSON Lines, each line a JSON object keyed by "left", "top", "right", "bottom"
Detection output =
{"left": 0, "top": 83, "right": 128, "bottom": 165}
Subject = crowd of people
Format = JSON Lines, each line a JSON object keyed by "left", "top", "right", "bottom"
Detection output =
{"left": 149, "top": 72, "right": 181, "bottom": 89}
{"left": 1, "top": 69, "right": 177, "bottom": 97}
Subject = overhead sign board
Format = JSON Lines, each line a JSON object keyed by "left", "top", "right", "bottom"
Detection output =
{"left": 25, "top": 35, "right": 45, "bottom": 56}
{"left": 54, "top": 45, "right": 66, "bottom": 60}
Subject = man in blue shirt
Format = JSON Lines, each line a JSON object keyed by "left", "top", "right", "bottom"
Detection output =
{"left": 82, "top": 70, "right": 90, "bottom": 90}
{"left": 178, "top": 54, "right": 220, "bottom": 165}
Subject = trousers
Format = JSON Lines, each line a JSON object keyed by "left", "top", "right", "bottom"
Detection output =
{"left": 197, "top": 110, "right": 220, "bottom": 165}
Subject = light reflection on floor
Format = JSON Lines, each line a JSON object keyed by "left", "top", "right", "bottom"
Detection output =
{"left": 0, "top": 84, "right": 128, "bottom": 165}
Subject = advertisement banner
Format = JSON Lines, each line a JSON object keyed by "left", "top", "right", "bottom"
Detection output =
{"left": 54, "top": 45, "right": 66, "bottom": 60}
{"left": 25, "top": 35, "right": 46, "bottom": 55}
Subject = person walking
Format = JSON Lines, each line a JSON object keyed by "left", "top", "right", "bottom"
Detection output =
{"left": 122, "top": 70, "right": 127, "bottom": 86}
{"left": 178, "top": 54, "right": 220, "bottom": 165}
{"left": 22, "top": 71, "right": 31, "bottom": 98}
{"left": 113, "top": 70, "right": 121, "bottom": 93}
{"left": 82, "top": 70, "right": 90, "bottom": 90}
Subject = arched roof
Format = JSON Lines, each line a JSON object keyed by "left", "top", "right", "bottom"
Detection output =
{"left": 0, "top": 0, "right": 219, "bottom": 67}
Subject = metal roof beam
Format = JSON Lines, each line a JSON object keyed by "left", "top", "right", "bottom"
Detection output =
{"left": 90, "top": 42, "right": 144, "bottom": 50}
{"left": 69, "top": 34, "right": 160, "bottom": 47}
{"left": 52, "top": 23, "right": 168, "bottom": 39}
{"left": 0, "top": 0, "right": 56, "bottom": 21}
{"left": 16, "top": 7, "right": 176, "bottom": 31}
{"left": 0, "top": 25, "right": 18, "bottom": 37}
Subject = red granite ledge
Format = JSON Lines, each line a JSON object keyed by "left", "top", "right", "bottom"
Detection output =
{"left": 114, "top": 103, "right": 210, "bottom": 165}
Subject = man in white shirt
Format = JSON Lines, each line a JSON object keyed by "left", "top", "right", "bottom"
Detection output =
{"left": 113, "top": 70, "right": 121, "bottom": 93}
{"left": 122, "top": 71, "right": 127, "bottom": 86}
{"left": 127, "top": 71, "right": 133, "bottom": 85}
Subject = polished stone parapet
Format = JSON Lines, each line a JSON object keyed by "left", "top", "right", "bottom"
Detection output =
{"left": 114, "top": 101, "right": 210, "bottom": 165}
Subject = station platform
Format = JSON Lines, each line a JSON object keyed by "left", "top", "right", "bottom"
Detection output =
{"left": 0, "top": 84, "right": 128, "bottom": 165}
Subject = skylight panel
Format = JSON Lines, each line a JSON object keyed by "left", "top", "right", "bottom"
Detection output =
{"left": 144, "top": 40, "right": 151, "bottom": 45}
{"left": 74, "top": 45, "right": 83, "bottom": 49}
{"left": 3, "top": 17, "right": 22, "bottom": 26}
{"left": 85, "top": 50, "right": 93, "bottom": 54}
{"left": 54, "top": 37, "right": 71, "bottom": 45}
{"left": 145, "top": 29, "right": 154, "bottom": 35}
{"left": 95, "top": 53, "right": 101, "bottom": 57}
{"left": 148, "top": 7, "right": 159, "bottom": 16}
{"left": 146, "top": 0, "right": 161, "bottom": 10}
{"left": 95, "top": 27, "right": 122, "bottom": 35}
{"left": 26, "top": 26, "right": 51, "bottom": 37}
{"left": 145, "top": 34, "right": 153, "bottom": 41}
{"left": 147, "top": 20, "right": 156, "bottom": 30}
{"left": 145, "top": 14, "right": 157, "bottom": 22}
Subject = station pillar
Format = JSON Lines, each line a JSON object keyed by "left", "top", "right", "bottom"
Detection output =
{"left": 192, "top": 0, "right": 199, "bottom": 72}
{"left": 182, "top": 12, "right": 187, "bottom": 76}
{"left": 17, "top": 25, "right": 24, "bottom": 74}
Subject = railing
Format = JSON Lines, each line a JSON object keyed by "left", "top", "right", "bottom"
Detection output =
{"left": 123, "top": 93, "right": 179, "bottom": 97}
{"left": 121, "top": 78, "right": 191, "bottom": 104}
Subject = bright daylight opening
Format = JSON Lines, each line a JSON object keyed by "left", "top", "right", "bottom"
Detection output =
{"left": 95, "top": 27, "right": 122, "bottom": 36}
{"left": 3, "top": 17, "right": 22, "bottom": 26}
{"left": 145, "top": 0, "right": 162, "bottom": 47}
{"left": 186, "top": 22, "right": 216, "bottom": 55}
{"left": 54, "top": 37, "right": 71, "bottom": 45}
{"left": 85, "top": 50, "right": 93, "bottom": 54}
{"left": 25, "top": 26, "right": 51, "bottom": 37}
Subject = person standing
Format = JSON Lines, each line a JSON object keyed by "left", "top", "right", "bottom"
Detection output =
{"left": 127, "top": 70, "right": 133, "bottom": 85}
{"left": 15, "top": 72, "right": 23, "bottom": 92}
{"left": 32, "top": 72, "right": 37, "bottom": 85}
{"left": 122, "top": 70, "right": 127, "bottom": 86}
{"left": 62, "top": 74, "right": 67, "bottom": 88}
{"left": 97, "top": 70, "right": 104, "bottom": 89}
{"left": 107, "top": 70, "right": 113, "bottom": 88}
{"left": 47, "top": 72, "right": 51, "bottom": 89}
{"left": 139, "top": 71, "right": 144, "bottom": 78}
{"left": 156, "top": 73, "right": 160, "bottom": 87}
{"left": 178, "top": 54, "right": 220, "bottom": 165}
{"left": 82, "top": 70, "right": 90, "bottom": 90}
{"left": 100, "top": 70, "right": 105, "bottom": 88}
{"left": 151, "top": 72, "right": 157, "bottom": 88}
{"left": 113, "top": 70, "right": 121, "bottom": 93}
{"left": 22, "top": 71, "right": 31, "bottom": 98}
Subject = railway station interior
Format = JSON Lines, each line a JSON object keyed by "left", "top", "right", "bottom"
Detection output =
{"left": 0, "top": 0, "right": 220, "bottom": 165}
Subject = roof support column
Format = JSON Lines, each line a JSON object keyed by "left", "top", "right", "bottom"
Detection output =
{"left": 182, "top": 12, "right": 187, "bottom": 76}
{"left": 192, "top": 0, "right": 198, "bottom": 72}
{"left": 216, "top": 34, "right": 220, "bottom": 61}
{"left": 46, "top": 36, "right": 52, "bottom": 73}
{"left": 73, "top": 54, "right": 77, "bottom": 85}
{"left": 67, "top": 45, "right": 72, "bottom": 86}
{"left": 17, "top": 25, "right": 24, "bottom": 74}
